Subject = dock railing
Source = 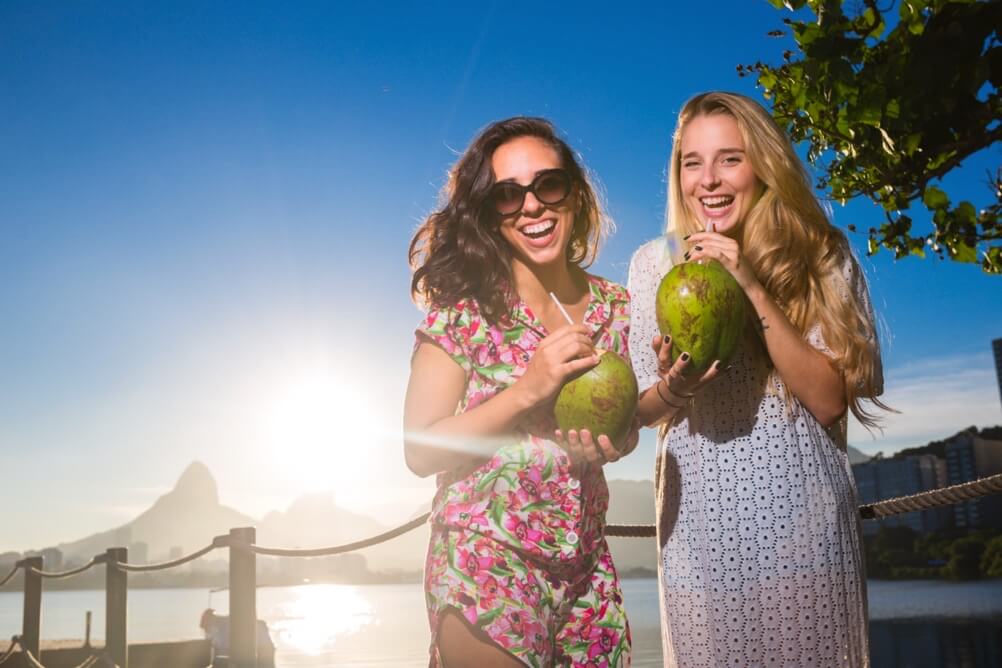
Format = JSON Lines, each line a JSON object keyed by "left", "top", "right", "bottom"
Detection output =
{"left": 2, "top": 473, "right": 1002, "bottom": 668}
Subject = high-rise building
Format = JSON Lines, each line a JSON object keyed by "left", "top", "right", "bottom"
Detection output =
{"left": 853, "top": 454, "right": 949, "bottom": 534}
{"left": 993, "top": 338, "right": 1002, "bottom": 414}
{"left": 945, "top": 429, "right": 1002, "bottom": 530}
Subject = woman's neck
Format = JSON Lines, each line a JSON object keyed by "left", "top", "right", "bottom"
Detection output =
{"left": 511, "top": 259, "right": 589, "bottom": 327}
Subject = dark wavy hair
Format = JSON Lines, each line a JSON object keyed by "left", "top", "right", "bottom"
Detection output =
{"left": 409, "top": 116, "right": 611, "bottom": 324}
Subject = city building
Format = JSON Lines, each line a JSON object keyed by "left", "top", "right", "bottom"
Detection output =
{"left": 852, "top": 454, "right": 949, "bottom": 535}
{"left": 993, "top": 337, "right": 1002, "bottom": 413}
{"left": 945, "top": 429, "right": 1002, "bottom": 530}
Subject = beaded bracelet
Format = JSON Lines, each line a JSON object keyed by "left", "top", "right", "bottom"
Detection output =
{"left": 655, "top": 382, "right": 686, "bottom": 409}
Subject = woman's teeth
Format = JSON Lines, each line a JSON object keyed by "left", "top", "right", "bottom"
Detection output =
{"left": 701, "top": 196, "right": 734, "bottom": 209}
{"left": 522, "top": 221, "right": 556, "bottom": 238}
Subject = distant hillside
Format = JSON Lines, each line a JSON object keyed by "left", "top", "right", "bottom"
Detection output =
{"left": 57, "top": 462, "right": 255, "bottom": 564}
{"left": 847, "top": 445, "right": 870, "bottom": 465}
{"left": 887, "top": 425, "right": 1002, "bottom": 461}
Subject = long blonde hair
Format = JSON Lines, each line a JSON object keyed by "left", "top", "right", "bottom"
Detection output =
{"left": 666, "top": 91, "right": 885, "bottom": 427}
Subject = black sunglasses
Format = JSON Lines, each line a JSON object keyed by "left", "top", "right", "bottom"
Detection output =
{"left": 487, "top": 168, "right": 573, "bottom": 216}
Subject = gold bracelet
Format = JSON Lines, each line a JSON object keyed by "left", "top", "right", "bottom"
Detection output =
{"left": 655, "top": 382, "right": 685, "bottom": 409}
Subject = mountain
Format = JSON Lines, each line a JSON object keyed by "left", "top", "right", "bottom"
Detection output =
{"left": 257, "top": 493, "right": 388, "bottom": 551}
{"left": 49, "top": 462, "right": 660, "bottom": 574}
{"left": 58, "top": 461, "right": 255, "bottom": 564}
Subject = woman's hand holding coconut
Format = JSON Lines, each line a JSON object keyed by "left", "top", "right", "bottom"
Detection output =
{"left": 516, "top": 323, "right": 637, "bottom": 466}
{"left": 556, "top": 418, "right": 640, "bottom": 468}
{"left": 513, "top": 324, "right": 599, "bottom": 406}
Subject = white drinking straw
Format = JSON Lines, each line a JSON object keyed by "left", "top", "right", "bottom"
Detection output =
{"left": 549, "top": 291, "right": 576, "bottom": 326}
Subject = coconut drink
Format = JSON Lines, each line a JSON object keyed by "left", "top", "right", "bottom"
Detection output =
{"left": 554, "top": 348, "right": 638, "bottom": 451}
{"left": 655, "top": 260, "right": 746, "bottom": 375}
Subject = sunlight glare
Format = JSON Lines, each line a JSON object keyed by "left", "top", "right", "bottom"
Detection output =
{"left": 265, "top": 373, "right": 381, "bottom": 493}
{"left": 269, "top": 584, "right": 374, "bottom": 656}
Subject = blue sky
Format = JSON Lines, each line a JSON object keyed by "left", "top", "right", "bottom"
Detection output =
{"left": 2, "top": 1, "right": 999, "bottom": 553}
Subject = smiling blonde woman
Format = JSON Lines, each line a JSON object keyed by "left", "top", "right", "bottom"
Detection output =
{"left": 629, "top": 91, "right": 888, "bottom": 667}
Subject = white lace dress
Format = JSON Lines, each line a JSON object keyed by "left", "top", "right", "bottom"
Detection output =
{"left": 628, "top": 237, "right": 880, "bottom": 668}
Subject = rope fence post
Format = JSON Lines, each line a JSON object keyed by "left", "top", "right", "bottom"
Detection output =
{"left": 18, "top": 556, "right": 43, "bottom": 660}
{"left": 228, "top": 527, "right": 257, "bottom": 668}
{"left": 105, "top": 547, "right": 128, "bottom": 668}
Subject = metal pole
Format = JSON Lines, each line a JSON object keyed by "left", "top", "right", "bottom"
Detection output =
{"left": 228, "top": 527, "right": 257, "bottom": 667}
{"left": 85, "top": 610, "right": 92, "bottom": 648}
{"left": 18, "top": 556, "right": 43, "bottom": 660}
{"left": 105, "top": 547, "right": 128, "bottom": 668}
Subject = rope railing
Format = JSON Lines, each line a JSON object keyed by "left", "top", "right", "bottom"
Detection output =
{"left": 0, "top": 566, "right": 17, "bottom": 589}
{"left": 1, "top": 635, "right": 117, "bottom": 668}
{"left": 108, "top": 542, "right": 220, "bottom": 573}
{"left": 0, "top": 474, "right": 998, "bottom": 575}
{"left": 250, "top": 514, "right": 430, "bottom": 557}
{"left": 859, "top": 472, "right": 1002, "bottom": 519}
{"left": 0, "top": 637, "right": 17, "bottom": 666}
{"left": 29, "top": 558, "right": 100, "bottom": 580}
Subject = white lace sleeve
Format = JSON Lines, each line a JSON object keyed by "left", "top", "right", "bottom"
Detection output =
{"left": 805, "top": 250, "right": 884, "bottom": 394}
{"left": 627, "top": 237, "right": 675, "bottom": 390}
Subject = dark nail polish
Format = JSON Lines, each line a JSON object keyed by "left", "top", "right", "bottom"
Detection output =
{"left": 681, "top": 352, "right": 690, "bottom": 362}
{"left": 682, "top": 234, "right": 691, "bottom": 240}
{"left": 663, "top": 335, "right": 671, "bottom": 344}
{"left": 694, "top": 245, "right": 703, "bottom": 251}
{"left": 684, "top": 252, "right": 691, "bottom": 261}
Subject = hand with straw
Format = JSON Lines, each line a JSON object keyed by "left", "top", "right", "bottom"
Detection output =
{"left": 548, "top": 292, "right": 638, "bottom": 467}
{"left": 510, "top": 293, "right": 597, "bottom": 410}
{"left": 684, "top": 219, "right": 759, "bottom": 292}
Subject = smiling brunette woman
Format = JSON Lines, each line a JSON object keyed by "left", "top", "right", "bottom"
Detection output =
{"left": 404, "top": 117, "right": 636, "bottom": 667}
{"left": 629, "top": 92, "right": 888, "bottom": 667}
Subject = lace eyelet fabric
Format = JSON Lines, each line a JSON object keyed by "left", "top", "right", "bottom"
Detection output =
{"left": 628, "top": 237, "right": 880, "bottom": 668}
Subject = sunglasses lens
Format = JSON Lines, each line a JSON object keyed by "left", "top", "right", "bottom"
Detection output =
{"left": 535, "top": 171, "right": 571, "bottom": 205}
{"left": 491, "top": 183, "right": 524, "bottom": 215}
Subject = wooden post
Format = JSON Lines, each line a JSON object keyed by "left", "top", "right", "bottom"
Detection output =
{"left": 105, "top": 547, "right": 129, "bottom": 668}
{"left": 228, "top": 527, "right": 257, "bottom": 667}
{"left": 85, "top": 610, "right": 92, "bottom": 648}
{"left": 18, "top": 556, "right": 43, "bottom": 660}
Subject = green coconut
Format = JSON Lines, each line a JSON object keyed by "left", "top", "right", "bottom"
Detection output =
{"left": 655, "top": 260, "right": 746, "bottom": 375}
{"left": 554, "top": 349, "right": 638, "bottom": 451}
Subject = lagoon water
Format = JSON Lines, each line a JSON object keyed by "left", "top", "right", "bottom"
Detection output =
{"left": 1, "top": 579, "right": 1001, "bottom": 666}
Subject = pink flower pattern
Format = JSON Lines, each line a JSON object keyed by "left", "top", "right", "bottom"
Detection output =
{"left": 417, "top": 275, "right": 632, "bottom": 667}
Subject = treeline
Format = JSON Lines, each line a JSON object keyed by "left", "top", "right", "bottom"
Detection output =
{"left": 864, "top": 526, "right": 1002, "bottom": 580}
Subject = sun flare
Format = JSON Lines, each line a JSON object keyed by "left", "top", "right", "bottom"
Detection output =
{"left": 265, "top": 373, "right": 383, "bottom": 493}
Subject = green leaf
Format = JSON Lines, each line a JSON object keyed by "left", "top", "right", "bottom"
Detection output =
{"left": 885, "top": 99, "right": 900, "bottom": 120}
{"left": 478, "top": 607, "right": 504, "bottom": 626}
{"left": 982, "top": 247, "right": 1001, "bottom": 274}
{"left": 955, "top": 202, "right": 977, "bottom": 226}
{"left": 947, "top": 240, "right": 978, "bottom": 264}
{"left": 923, "top": 186, "right": 949, "bottom": 210}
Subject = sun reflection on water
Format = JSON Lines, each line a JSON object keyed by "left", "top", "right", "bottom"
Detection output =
{"left": 267, "top": 584, "right": 374, "bottom": 656}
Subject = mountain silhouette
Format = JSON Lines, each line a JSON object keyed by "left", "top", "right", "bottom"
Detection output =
{"left": 50, "top": 462, "right": 662, "bottom": 573}
{"left": 257, "top": 492, "right": 387, "bottom": 550}
{"left": 58, "top": 461, "right": 255, "bottom": 564}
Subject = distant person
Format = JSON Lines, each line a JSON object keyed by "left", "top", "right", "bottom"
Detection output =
{"left": 404, "top": 116, "right": 636, "bottom": 666}
{"left": 628, "top": 91, "right": 887, "bottom": 667}
{"left": 200, "top": 608, "right": 275, "bottom": 667}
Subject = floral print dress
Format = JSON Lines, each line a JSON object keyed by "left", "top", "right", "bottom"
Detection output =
{"left": 415, "top": 274, "right": 633, "bottom": 667}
